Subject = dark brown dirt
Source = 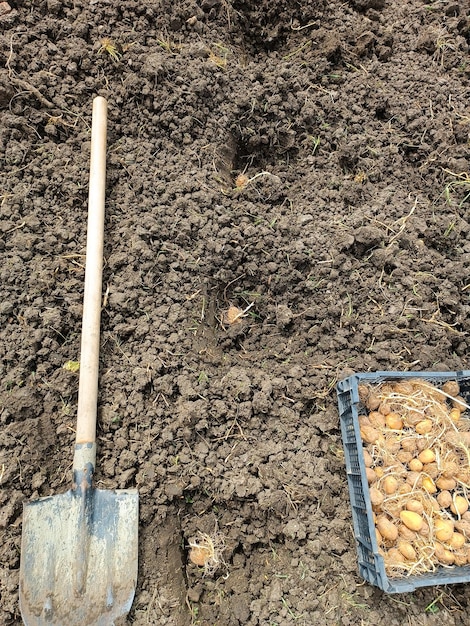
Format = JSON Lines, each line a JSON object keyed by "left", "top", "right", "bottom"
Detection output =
{"left": 1, "top": 0, "right": 470, "bottom": 624}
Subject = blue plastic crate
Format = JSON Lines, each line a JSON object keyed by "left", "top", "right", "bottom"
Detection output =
{"left": 336, "top": 370, "right": 470, "bottom": 593}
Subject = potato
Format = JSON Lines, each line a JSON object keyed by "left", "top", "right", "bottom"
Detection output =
{"left": 385, "top": 412, "right": 403, "bottom": 429}
{"left": 455, "top": 520, "right": 470, "bottom": 538}
{"left": 452, "top": 396, "right": 467, "bottom": 411}
{"left": 406, "top": 471, "right": 421, "bottom": 488}
{"left": 363, "top": 449, "right": 374, "bottom": 468}
{"left": 400, "top": 438, "right": 417, "bottom": 453}
{"left": 382, "top": 475, "right": 399, "bottom": 495}
{"left": 366, "top": 394, "right": 381, "bottom": 410}
{"left": 434, "top": 518, "right": 454, "bottom": 542}
{"left": 369, "top": 411, "right": 386, "bottom": 428}
{"left": 379, "top": 402, "right": 392, "bottom": 416}
{"left": 450, "top": 495, "right": 469, "bottom": 517}
{"left": 453, "top": 552, "right": 468, "bottom": 566}
{"left": 416, "top": 439, "right": 429, "bottom": 453}
{"left": 393, "top": 381, "right": 414, "bottom": 395}
{"left": 415, "top": 419, "right": 433, "bottom": 435}
{"left": 436, "top": 490, "right": 453, "bottom": 509}
{"left": 421, "top": 476, "right": 437, "bottom": 494}
{"left": 406, "top": 499, "right": 424, "bottom": 515}
{"left": 397, "top": 540, "right": 417, "bottom": 561}
{"left": 398, "top": 483, "right": 412, "bottom": 495}
{"left": 384, "top": 547, "right": 405, "bottom": 565}
{"left": 375, "top": 527, "right": 383, "bottom": 546}
{"left": 359, "top": 414, "right": 372, "bottom": 428}
{"left": 369, "top": 487, "right": 384, "bottom": 508}
{"left": 361, "top": 425, "right": 381, "bottom": 444}
{"left": 376, "top": 516, "right": 398, "bottom": 542}
{"left": 398, "top": 524, "right": 416, "bottom": 541}
{"left": 406, "top": 410, "right": 424, "bottom": 427}
{"left": 418, "top": 449, "right": 435, "bottom": 464}
{"left": 457, "top": 471, "right": 470, "bottom": 485}
{"left": 408, "top": 458, "right": 423, "bottom": 472}
{"left": 436, "top": 476, "right": 457, "bottom": 491}
{"left": 385, "top": 438, "right": 401, "bottom": 454}
{"left": 461, "top": 432, "right": 470, "bottom": 446}
{"left": 374, "top": 467, "right": 384, "bottom": 479}
{"left": 400, "top": 510, "right": 424, "bottom": 532}
{"left": 442, "top": 460, "right": 459, "bottom": 479}
{"left": 434, "top": 542, "right": 455, "bottom": 565}
{"left": 442, "top": 380, "right": 460, "bottom": 397}
{"left": 444, "top": 431, "right": 460, "bottom": 446}
{"left": 396, "top": 449, "right": 413, "bottom": 464}
{"left": 426, "top": 402, "right": 449, "bottom": 421}
{"left": 358, "top": 384, "right": 371, "bottom": 404}
{"left": 422, "top": 462, "right": 438, "bottom": 479}
{"left": 449, "top": 532, "right": 466, "bottom": 550}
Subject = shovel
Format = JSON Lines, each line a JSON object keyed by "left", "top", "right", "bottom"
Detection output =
{"left": 19, "top": 96, "right": 139, "bottom": 626}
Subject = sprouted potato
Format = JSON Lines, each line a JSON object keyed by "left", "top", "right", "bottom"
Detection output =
{"left": 188, "top": 531, "right": 226, "bottom": 576}
{"left": 358, "top": 378, "right": 470, "bottom": 577}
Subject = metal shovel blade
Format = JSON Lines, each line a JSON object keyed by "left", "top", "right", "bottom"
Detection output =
{"left": 19, "top": 486, "right": 138, "bottom": 625}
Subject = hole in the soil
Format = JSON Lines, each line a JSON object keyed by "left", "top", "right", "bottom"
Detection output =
{"left": 375, "top": 105, "right": 390, "bottom": 121}
{"left": 227, "top": 0, "right": 325, "bottom": 58}
{"left": 422, "top": 236, "right": 460, "bottom": 259}
{"left": 398, "top": 144, "right": 423, "bottom": 164}
{"left": 213, "top": 132, "right": 238, "bottom": 187}
{"left": 350, "top": 241, "right": 381, "bottom": 259}
{"left": 348, "top": 0, "right": 386, "bottom": 14}
{"left": 214, "top": 130, "right": 278, "bottom": 190}
{"left": 47, "top": 326, "right": 71, "bottom": 346}
{"left": 382, "top": 261, "right": 397, "bottom": 275}
{"left": 338, "top": 152, "right": 359, "bottom": 173}
{"left": 233, "top": 143, "right": 262, "bottom": 177}
{"left": 229, "top": 131, "right": 295, "bottom": 182}
{"left": 229, "top": 0, "right": 290, "bottom": 53}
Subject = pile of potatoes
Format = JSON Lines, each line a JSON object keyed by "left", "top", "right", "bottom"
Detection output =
{"left": 358, "top": 378, "right": 470, "bottom": 576}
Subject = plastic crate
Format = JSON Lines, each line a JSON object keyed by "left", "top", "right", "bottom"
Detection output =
{"left": 336, "top": 370, "right": 470, "bottom": 593}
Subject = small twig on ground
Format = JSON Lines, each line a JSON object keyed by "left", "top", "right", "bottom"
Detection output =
{"left": 387, "top": 197, "right": 418, "bottom": 246}
{"left": 7, "top": 32, "right": 55, "bottom": 108}
{"left": 9, "top": 76, "right": 55, "bottom": 108}
{"left": 6, "top": 221, "right": 25, "bottom": 233}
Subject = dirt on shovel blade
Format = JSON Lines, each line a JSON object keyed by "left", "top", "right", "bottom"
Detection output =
{"left": 19, "top": 488, "right": 138, "bottom": 626}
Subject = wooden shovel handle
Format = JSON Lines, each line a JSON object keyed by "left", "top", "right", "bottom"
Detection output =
{"left": 76, "top": 96, "right": 107, "bottom": 444}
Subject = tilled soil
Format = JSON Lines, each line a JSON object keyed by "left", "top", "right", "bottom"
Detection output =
{"left": 1, "top": 0, "right": 470, "bottom": 624}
